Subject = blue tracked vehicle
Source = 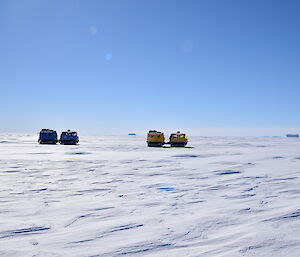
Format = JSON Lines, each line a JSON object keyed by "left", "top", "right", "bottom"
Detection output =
{"left": 59, "top": 130, "right": 79, "bottom": 145}
{"left": 38, "top": 129, "right": 58, "bottom": 144}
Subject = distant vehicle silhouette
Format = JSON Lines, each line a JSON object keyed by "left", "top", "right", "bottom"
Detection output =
{"left": 169, "top": 131, "right": 188, "bottom": 147}
{"left": 38, "top": 129, "right": 58, "bottom": 144}
{"left": 59, "top": 130, "right": 79, "bottom": 145}
{"left": 147, "top": 130, "right": 165, "bottom": 147}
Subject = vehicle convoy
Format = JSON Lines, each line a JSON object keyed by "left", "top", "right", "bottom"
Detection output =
{"left": 59, "top": 130, "right": 79, "bottom": 145}
{"left": 147, "top": 130, "right": 165, "bottom": 147}
{"left": 38, "top": 129, "right": 58, "bottom": 144}
{"left": 169, "top": 131, "right": 188, "bottom": 147}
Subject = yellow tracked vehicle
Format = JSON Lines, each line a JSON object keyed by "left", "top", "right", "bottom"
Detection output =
{"left": 147, "top": 130, "right": 165, "bottom": 147}
{"left": 169, "top": 131, "right": 188, "bottom": 147}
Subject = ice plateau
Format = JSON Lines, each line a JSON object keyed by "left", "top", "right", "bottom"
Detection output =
{"left": 1, "top": 134, "right": 300, "bottom": 257}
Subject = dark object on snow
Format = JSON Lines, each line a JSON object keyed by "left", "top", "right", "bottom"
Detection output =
{"left": 38, "top": 129, "right": 58, "bottom": 144}
{"left": 286, "top": 134, "right": 299, "bottom": 138}
{"left": 59, "top": 130, "right": 79, "bottom": 145}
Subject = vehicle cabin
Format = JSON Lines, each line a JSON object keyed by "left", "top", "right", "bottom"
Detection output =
{"left": 38, "top": 129, "right": 58, "bottom": 144}
{"left": 59, "top": 130, "right": 79, "bottom": 145}
{"left": 169, "top": 131, "right": 188, "bottom": 147}
{"left": 147, "top": 130, "right": 165, "bottom": 147}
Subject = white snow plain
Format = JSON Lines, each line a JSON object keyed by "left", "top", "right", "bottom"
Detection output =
{"left": 1, "top": 134, "right": 300, "bottom": 257}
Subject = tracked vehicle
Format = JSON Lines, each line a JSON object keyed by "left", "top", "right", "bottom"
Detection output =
{"left": 59, "top": 130, "right": 79, "bottom": 145}
{"left": 169, "top": 131, "right": 188, "bottom": 147}
{"left": 147, "top": 130, "right": 165, "bottom": 147}
{"left": 38, "top": 129, "right": 58, "bottom": 144}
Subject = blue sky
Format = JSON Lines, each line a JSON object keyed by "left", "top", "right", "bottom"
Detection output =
{"left": 0, "top": 0, "right": 300, "bottom": 135}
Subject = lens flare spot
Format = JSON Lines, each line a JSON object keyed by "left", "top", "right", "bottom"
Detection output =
{"left": 105, "top": 53, "right": 112, "bottom": 61}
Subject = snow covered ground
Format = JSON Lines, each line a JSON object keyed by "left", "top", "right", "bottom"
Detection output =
{"left": 1, "top": 134, "right": 300, "bottom": 257}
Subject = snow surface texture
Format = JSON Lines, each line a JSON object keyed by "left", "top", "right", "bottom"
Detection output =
{"left": 1, "top": 134, "right": 300, "bottom": 257}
